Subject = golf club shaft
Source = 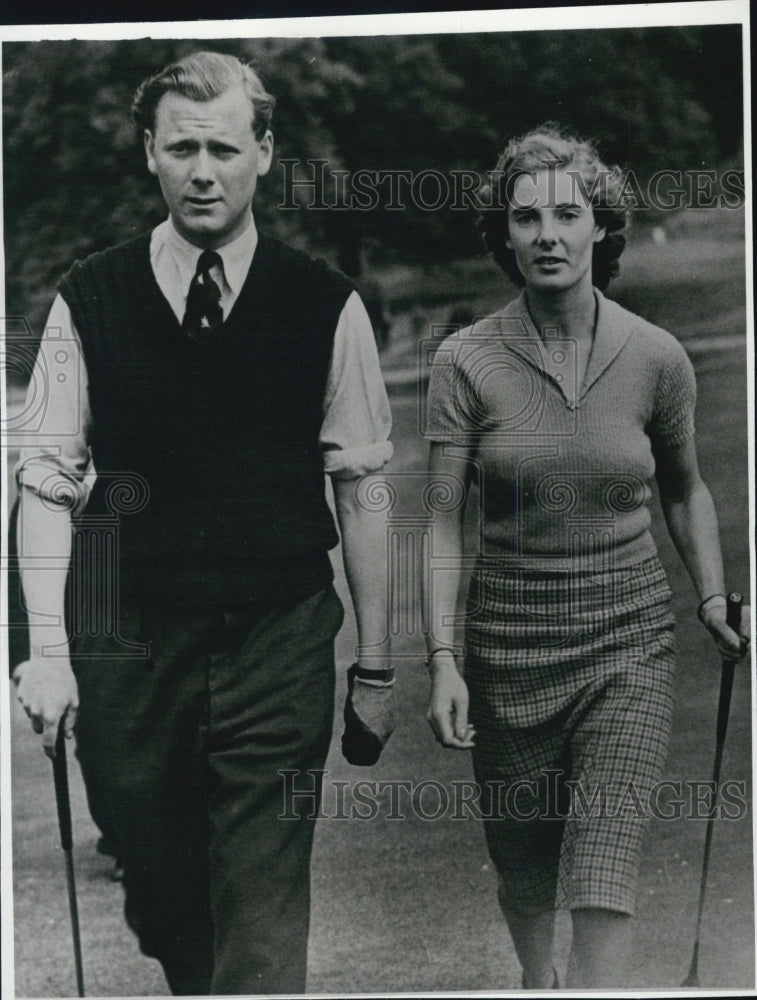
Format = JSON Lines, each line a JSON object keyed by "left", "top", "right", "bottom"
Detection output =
{"left": 686, "top": 592, "right": 742, "bottom": 977}
{"left": 53, "top": 726, "right": 85, "bottom": 997}
{"left": 64, "top": 850, "right": 85, "bottom": 997}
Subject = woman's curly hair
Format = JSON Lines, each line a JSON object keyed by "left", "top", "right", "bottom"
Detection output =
{"left": 477, "top": 123, "right": 629, "bottom": 290}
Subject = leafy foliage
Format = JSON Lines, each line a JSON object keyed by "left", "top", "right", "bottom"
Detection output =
{"left": 2, "top": 26, "right": 743, "bottom": 338}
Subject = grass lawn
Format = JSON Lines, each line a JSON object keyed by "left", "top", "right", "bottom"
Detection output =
{"left": 8, "top": 209, "right": 753, "bottom": 995}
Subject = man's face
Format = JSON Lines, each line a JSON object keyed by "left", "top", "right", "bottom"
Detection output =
{"left": 144, "top": 86, "right": 273, "bottom": 249}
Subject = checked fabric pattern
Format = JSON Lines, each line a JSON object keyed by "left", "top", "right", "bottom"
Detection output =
{"left": 465, "top": 555, "right": 676, "bottom": 915}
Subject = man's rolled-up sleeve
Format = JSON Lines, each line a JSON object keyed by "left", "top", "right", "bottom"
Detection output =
{"left": 320, "top": 291, "right": 393, "bottom": 480}
{"left": 14, "top": 294, "right": 95, "bottom": 512}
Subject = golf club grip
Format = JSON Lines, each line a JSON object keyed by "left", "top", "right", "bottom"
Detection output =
{"left": 725, "top": 592, "right": 743, "bottom": 634}
{"left": 715, "top": 593, "right": 743, "bottom": 746}
{"left": 52, "top": 726, "right": 73, "bottom": 852}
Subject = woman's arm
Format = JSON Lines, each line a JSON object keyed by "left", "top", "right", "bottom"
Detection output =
{"left": 424, "top": 442, "right": 476, "bottom": 749}
{"left": 654, "top": 436, "right": 749, "bottom": 659}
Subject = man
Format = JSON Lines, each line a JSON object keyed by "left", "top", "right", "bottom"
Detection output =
{"left": 14, "top": 50, "right": 394, "bottom": 995}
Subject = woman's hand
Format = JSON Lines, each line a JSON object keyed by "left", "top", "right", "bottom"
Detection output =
{"left": 426, "top": 653, "right": 475, "bottom": 749}
{"left": 699, "top": 598, "right": 751, "bottom": 661}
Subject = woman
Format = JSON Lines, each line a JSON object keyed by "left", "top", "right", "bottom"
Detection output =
{"left": 424, "top": 124, "right": 750, "bottom": 989}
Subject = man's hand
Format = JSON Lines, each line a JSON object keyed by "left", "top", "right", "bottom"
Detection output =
{"left": 426, "top": 655, "right": 475, "bottom": 749}
{"left": 13, "top": 658, "right": 79, "bottom": 757}
{"left": 341, "top": 663, "right": 396, "bottom": 766}
{"left": 700, "top": 600, "right": 751, "bottom": 661}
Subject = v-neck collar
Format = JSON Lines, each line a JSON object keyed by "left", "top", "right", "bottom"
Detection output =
{"left": 495, "top": 288, "right": 632, "bottom": 407}
{"left": 135, "top": 231, "right": 267, "bottom": 342}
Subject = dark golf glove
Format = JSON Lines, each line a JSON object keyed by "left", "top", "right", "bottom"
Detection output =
{"left": 341, "top": 663, "right": 396, "bottom": 766}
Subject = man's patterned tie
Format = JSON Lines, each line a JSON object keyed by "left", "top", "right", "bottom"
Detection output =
{"left": 182, "top": 250, "right": 223, "bottom": 339}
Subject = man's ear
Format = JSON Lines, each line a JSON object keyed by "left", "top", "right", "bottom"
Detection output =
{"left": 257, "top": 130, "right": 273, "bottom": 178}
{"left": 144, "top": 130, "right": 157, "bottom": 176}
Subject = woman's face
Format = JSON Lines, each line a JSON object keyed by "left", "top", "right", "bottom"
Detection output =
{"left": 506, "top": 167, "right": 605, "bottom": 294}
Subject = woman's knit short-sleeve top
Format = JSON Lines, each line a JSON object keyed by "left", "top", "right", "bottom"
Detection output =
{"left": 426, "top": 289, "right": 696, "bottom": 572}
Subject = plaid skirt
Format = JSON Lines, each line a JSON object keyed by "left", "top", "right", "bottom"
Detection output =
{"left": 465, "top": 555, "right": 676, "bottom": 915}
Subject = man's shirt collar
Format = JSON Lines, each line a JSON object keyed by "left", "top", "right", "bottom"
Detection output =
{"left": 162, "top": 216, "right": 259, "bottom": 296}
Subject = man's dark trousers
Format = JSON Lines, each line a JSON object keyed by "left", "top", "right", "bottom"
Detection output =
{"left": 72, "top": 585, "right": 344, "bottom": 995}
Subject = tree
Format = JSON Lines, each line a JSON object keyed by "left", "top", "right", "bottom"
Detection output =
{"left": 2, "top": 26, "right": 743, "bottom": 348}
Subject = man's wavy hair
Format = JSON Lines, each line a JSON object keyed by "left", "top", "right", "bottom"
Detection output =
{"left": 132, "top": 51, "right": 275, "bottom": 140}
{"left": 477, "top": 123, "right": 629, "bottom": 290}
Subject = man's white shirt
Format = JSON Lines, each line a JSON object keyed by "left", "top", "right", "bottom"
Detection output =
{"left": 16, "top": 216, "right": 393, "bottom": 509}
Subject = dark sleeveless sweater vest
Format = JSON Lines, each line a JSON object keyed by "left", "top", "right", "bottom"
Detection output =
{"left": 59, "top": 230, "right": 354, "bottom": 608}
